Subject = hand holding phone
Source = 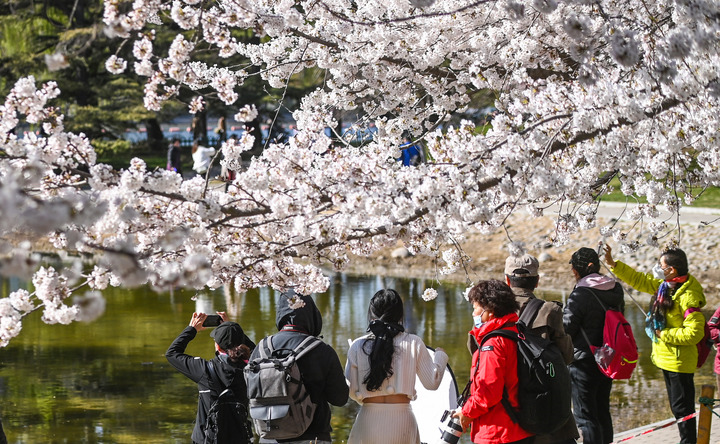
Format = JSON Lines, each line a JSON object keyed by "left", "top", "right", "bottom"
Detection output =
{"left": 202, "top": 314, "right": 223, "bottom": 327}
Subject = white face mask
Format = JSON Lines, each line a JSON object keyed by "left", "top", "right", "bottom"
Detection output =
{"left": 652, "top": 263, "right": 666, "bottom": 280}
{"left": 473, "top": 313, "right": 484, "bottom": 329}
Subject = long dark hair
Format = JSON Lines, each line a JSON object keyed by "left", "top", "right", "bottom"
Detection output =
{"left": 362, "top": 289, "right": 405, "bottom": 391}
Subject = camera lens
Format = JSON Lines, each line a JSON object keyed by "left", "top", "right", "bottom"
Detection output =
{"left": 438, "top": 416, "right": 463, "bottom": 444}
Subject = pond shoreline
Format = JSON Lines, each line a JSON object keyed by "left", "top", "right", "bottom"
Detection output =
{"left": 12, "top": 209, "right": 720, "bottom": 308}
{"left": 340, "top": 212, "right": 720, "bottom": 309}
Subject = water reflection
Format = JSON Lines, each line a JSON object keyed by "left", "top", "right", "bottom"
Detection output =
{"left": 0, "top": 274, "right": 716, "bottom": 443}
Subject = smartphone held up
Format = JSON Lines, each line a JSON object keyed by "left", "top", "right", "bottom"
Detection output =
{"left": 202, "top": 314, "right": 223, "bottom": 327}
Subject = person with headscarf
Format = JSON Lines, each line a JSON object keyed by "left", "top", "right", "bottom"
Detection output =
{"left": 344, "top": 289, "right": 448, "bottom": 444}
{"left": 248, "top": 290, "right": 348, "bottom": 444}
{"left": 605, "top": 245, "right": 705, "bottom": 444}
{"left": 166, "top": 312, "right": 256, "bottom": 444}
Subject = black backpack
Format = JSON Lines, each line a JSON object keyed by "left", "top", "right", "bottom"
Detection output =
{"left": 203, "top": 361, "right": 253, "bottom": 444}
{"left": 480, "top": 298, "right": 572, "bottom": 435}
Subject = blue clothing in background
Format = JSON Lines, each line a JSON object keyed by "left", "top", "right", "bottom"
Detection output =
{"left": 399, "top": 142, "right": 421, "bottom": 166}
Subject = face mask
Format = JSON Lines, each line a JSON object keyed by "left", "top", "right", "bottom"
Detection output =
{"left": 652, "top": 263, "right": 666, "bottom": 280}
{"left": 473, "top": 314, "right": 484, "bottom": 329}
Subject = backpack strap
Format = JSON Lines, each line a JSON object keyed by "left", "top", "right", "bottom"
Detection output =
{"left": 478, "top": 329, "right": 521, "bottom": 425}
{"left": 207, "top": 360, "right": 220, "bottom": 392}
{"left": 576, "top": 286, "right": 620, "bottom": 311}
{"left": 292, "top": 335, "right": 323, "bottom": 360}
{"left": 458, "top": 339, "right": 487, "bottom": 407}
{"left": 206, "top": 361, "right": 233, "bottom": 399}
{"left": 519, "top": 298, "right": 545, "bottom": 329}
{"left": 459, "top": 330, "right": 515, "bottom": 407}
{"left": 480, "top": 328, "right": 519, "bottom": 345}
{"left": 576, "top": 286, "right": 613, "bottom": 348}
{"left": 258, "top": 337, "right": 273, "bottom": 359}
{"left": 684, "top": 307, "right": 702, "bottom": 318}
{"left": 258, "top": 334, "right": 322, "bottom": 361}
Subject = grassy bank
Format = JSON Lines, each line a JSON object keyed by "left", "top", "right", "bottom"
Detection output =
{"left": 601, "top": 177, "right": 720, "bottom": 208}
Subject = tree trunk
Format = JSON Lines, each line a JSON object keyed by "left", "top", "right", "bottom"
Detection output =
{"left": 331, "top": 109, "right": 343, "bottom": 145}
{"left": 145, "top": 118, "right": 164, "bottom": 151}
{"left": 248, "top": 118, "right": 263, "bottom": 155}
{"left": 192, "top": 111, "right": 208, "bottom": 145}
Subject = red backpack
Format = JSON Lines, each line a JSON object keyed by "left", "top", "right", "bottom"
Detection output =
{"left": 581, "top": 289, "right": 639, "bottom": 380}
{"left": 685, "top": 307, "right": 712, "bottom": 368}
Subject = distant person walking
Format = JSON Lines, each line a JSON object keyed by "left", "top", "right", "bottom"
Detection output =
{"left": 563, "top": 247, "right": 625, "bottom": 444}
{"left": 166, "top": 313, "right": 255, "bottom": 444}
{"left": 605, "top": 245, "right": 705, "bottom": 444}
{"left": 220, "top": 134, "right": 237, "bottom": 183}
{"left": 191, "top": 139, "right": 216, "bottom": 176}
{"left": 345, "top": 288, "right": 448, "bottom": 444}
{"left": 398, "top": 133, "right": 423, "bottom": 166}
{"left": 504, "top": 254, "right": 578, "bottom": 444}
{"left": 167, "top": 137, "right": 182, "bottom": 175}
{"left": 215, "top": 116, "right": 227, "bottom": 143}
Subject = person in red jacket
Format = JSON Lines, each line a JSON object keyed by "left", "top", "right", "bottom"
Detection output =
{"left": 453, "top": 280, "right": 534, "bottom": 444}
{"left": 708, "top": 306, "right": 720, "bottom": 391}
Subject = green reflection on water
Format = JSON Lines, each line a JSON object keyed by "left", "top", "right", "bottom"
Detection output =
{"left": 0, "top": 274, "right": 716, "bottom": 443}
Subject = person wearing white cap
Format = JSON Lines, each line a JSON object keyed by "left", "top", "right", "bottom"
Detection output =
{"left": 504, "top": 254, "right": 577, "bottom": 444}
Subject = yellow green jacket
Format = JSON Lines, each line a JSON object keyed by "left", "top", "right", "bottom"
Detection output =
{"left": 611, "top": 261, "right": 706, "bottom": 373}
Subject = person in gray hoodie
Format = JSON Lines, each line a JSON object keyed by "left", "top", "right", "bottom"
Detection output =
{"left": 563, "top": 247, "right": 625, "bottom": 444}
{"left": 248, "top": 290, "right": 349, "bottom": 443}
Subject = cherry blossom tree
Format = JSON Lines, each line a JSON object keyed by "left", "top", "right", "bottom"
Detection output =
{"left": 1, "top": 0, "right": 719, "bottom": 345}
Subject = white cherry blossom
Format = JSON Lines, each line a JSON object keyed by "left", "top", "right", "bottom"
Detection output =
{"left": 1, "top": 0, "right": 720, "bottom": 344}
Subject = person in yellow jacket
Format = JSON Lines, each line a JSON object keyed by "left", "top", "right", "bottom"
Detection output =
{"left": 604, "top": 245, "right": 705, "bottom": 444}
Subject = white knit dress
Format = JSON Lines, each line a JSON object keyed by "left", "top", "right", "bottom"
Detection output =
{"left": 345, "top": 332, "right": 449, "bottom": 444}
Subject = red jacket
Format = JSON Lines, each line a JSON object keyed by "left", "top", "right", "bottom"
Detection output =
{"left": 462, "top": 312, "right": 534, "bottom": 444}
{"left": 708, "top": 306, "right": 720, "bottom": 374}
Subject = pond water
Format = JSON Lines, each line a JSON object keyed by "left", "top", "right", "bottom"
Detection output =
{"left": 0, "top": 272, "right": 717, "bottom": 443}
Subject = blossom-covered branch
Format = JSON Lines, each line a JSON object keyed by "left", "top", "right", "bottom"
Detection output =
{"left": 1, "top": 0, "right": 719, "bottom": 344}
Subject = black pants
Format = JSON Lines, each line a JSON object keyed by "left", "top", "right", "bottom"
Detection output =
{"left": 662, "top": 369, "right": 696, "bottom": 444}
{"left": 569, "top": 359, "right": 613, "bottom": 444}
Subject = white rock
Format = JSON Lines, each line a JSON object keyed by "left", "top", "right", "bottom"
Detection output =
{"left": 538, "top": 252, "right": 553, "bottom": 262}
{"left": 391, "top": 247, "right": 411, "bottom": 259}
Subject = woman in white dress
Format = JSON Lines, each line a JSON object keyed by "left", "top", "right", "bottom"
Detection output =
{"left": 345, "top": 289, "right": 448, "bottom": 444}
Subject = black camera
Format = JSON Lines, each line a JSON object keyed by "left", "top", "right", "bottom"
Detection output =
{"left": 437, "top": 409, "right": 463, "bottom": 444}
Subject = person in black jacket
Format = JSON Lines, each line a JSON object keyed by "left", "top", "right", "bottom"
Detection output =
{"left": 167, "top": 137, "right": 182, "bottom": 175}
{"left": 249, "top": 290, "right": 349, "bottom": 443}
{"left": 563, "top": 247, "right": 625, "bottom": 444}
{"left": 166, "top": 312, "right": 255, "bottom": 444}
